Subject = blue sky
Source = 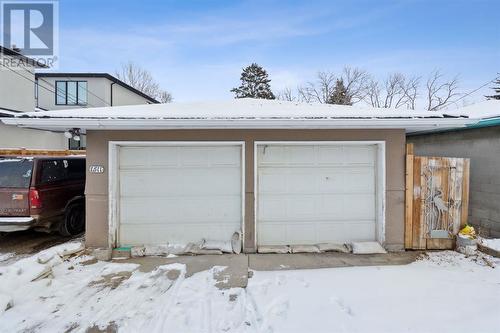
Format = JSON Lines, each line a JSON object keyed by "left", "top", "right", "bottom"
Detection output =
{"left": 54, "top": 0, "right": 499, "bottom": 105}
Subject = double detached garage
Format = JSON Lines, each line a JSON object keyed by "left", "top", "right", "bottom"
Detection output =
{"left": 95, "top": 131, "right": 397, "bottom": 252}
{"left": 2, "top": 99, "right": 473, "bottom": 252}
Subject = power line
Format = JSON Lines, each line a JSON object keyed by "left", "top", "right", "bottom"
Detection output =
{"left": 454, "top": 77, "right": 497, "bottom": 104}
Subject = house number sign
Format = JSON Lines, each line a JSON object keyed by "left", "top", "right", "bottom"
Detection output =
{"left": 89, "top": 165, "right": 105, "bottom": 174}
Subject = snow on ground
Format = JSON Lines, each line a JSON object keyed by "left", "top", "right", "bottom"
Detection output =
{"left": 0, "top": 252, "right": 15, "bottom": 263}
{"left": 0, "top": 246, "right": 499, "bottom": 333}
{"left": 480, "top": 238, "right": 500, "bottom": 251}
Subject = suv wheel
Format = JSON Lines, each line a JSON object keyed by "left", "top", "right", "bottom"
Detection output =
{"left": 60, "top": 203, "right": 85, "bottom": 236}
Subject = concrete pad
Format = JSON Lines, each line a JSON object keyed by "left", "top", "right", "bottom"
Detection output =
{"left": 116, "top": 254, "right": 249, "bottom": 289}
{"left": 249, "top": 252, "right": 422, "bottom": 271}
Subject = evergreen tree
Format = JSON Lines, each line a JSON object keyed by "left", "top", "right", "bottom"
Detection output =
{"left": 231, "top": 63, "right": 275, "bottom": 99}
{"left": 486, "top": 75, "right": 500, "bottom": 100}
{"left": 327, "top": 79, "right": 352, "bottom": 105}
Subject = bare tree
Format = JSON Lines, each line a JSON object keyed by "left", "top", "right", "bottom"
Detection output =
{"left": 157, "top": 90, "right": 173, "bottom": 103}
{"left": 365, "top": 79, "right": 382, "bottom": 108}
{"left": 341, "top": 66, "right": 369, "bottom": 104}
{"left": 365, "top": 73, "right": 420, "bottom": 109}
{"left": 277, "top": 87, "right": 297, "bottom": 102}
{"left": 116, "top": 61, "right": 172, "bottom": 103}
{"left": 426, "top": 70, "right": 460, "bottom": 111}
{"left": 401, "top": 76, "right": 420, "bottom": 110}
{"left": 295, "top": 67, "right": 368, "bottom": 105}
{"left": 297, "top": 71, "right": 337, "bottom": 103}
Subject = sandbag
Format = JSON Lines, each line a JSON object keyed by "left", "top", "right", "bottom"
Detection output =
{"left": 316, "top": 243, "right": 351, "bottom": 253}
{"left": 257, "top": 245, "right": 290, "bottom": 254}
{"left": 231, "top": 232, "right": 242, "bottom": 254}
{"left": 290, "top": 245, "right": 320, "bottom": 253}
{"left": 351, "top": 241, "right": 387, "bottom": 254}
{"left": 201, "top": 239, "right": 233, "bottom": 253}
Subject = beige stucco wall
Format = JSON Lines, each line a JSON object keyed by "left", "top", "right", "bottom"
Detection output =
{"left": 0, "top": 122, "right": 67, "bottom": 149}
{"left": 85, "top": 129, "right": 406, "bottom": 252}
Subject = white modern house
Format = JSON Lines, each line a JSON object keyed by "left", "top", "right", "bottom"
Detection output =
{"left": 36, "top": 73, "right": 158, "bottom": 110}
{"left": 0, "top": 45, "right": 160, "bottom": 150}
{"left": 0, "top": 46, "right": 67, "bottom": 149}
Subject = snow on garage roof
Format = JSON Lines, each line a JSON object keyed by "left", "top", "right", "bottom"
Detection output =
{"left": 1, "top": 98, "right": 475, "bottom": 132}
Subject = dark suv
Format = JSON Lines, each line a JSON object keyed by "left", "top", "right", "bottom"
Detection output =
{"left": 0, "top": 156, "right": 85, "bottom": 235}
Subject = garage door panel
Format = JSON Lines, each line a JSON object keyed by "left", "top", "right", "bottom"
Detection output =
{"left": 259, "top": 172, "right": 287, "bottom": 193}
{"left": 118, "top": 144, "right": 242, "bottom": 246}
{"left": 257, "top": 143, "right": 378, "bottom": 246}
{"left": 285, "top": 146, "right": 316, "bottom": 164}
{"left": 258, "top": 223, "right": 318, "bottom": 245}
{"left": 317, "top": 171, "right": 375, "bottom": 193}
{"left": 259, "top": 193, "right": 374, "bottom": 221}
{"left": 285, "top": 196, "right": 316, "bottom": 217}
{"left": 119, "top": 147, "right": 154, "bottom": 167}
{"left": 317, "top": 146, "right": 344, "bottom": 164}
{"left": 258, "top": 197, "right": 286, "bottom": 219}
{"left": 120, "top": 167, "right": 241, "bottom": 197}
{"left": 120, "top": 196, "right": 241, "bottom": 224}
{"left": 259, "top": 167, "right": 374, "bottom": 195}
{"left": 319, "top": 194, "right": 375, "bottom": 219}
{"left": 316, "top": 223, "right": 375, "bottom": 242}
{"left": 344, "top": 146, "right": 376, "bottom": 165}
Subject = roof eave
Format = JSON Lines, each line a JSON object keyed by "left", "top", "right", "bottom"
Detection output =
{"left": 1, "top": 117, "right": 477, "bottom": 132}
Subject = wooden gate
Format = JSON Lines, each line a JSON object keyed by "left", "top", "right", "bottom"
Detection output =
{"left": 405, "top": 144, "right": 470, "bottom": 250}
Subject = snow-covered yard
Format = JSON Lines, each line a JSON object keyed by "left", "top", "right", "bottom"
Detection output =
{"left": 0, "top": 242, "right": 499, "bottom": 333}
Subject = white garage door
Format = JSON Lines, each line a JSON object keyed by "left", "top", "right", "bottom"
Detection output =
{"left": 257, "top": 143, "right": 377, "bottom": 246}
{"left": 118, "top": 144, "right": 242, "bottom": 246}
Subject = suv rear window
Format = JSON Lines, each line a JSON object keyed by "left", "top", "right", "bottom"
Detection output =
{"left": 0, "top": 158, "right": 34, "bottom": 188}
{"left": 39, "top": 159, "right": 85, "bottom": 184}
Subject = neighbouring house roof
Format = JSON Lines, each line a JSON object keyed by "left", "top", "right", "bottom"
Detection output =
{"left": 0, "top": 110, "right": 17, "bottom": 117}
{"left": 444, "top": 99, "right": 500, "bottom": 120}
{"left": 35, "top": 72, "right": 160, "bottom": 104}
{"left": 0, "top": 106, "right": 24, "bottom": 114}
{"left": 409, "top": 99, "right": 500, "bottom": 135}
{"left": 0, "top": 99, "right": 475, "bottom": 133}
{"left": 0, "top": 45, "right": 48, "bottom": 68}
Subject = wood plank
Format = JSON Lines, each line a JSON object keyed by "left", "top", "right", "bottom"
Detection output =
{"left": 412, "top": 157, "right": 426, "bottom": 249}
{"left": 406, "top": 143, "right": 414, "bottom": 155}
{"left": 417, "top": 157, "right": 427, "bottom": 249}
{"left": 440, "top": 158, "right": 450, "bottom": 233}
{"left": 426, "top": 238, "right": 455, "bottom": 250}
{"left": 450, "top": 158, "right": 463, "bottom": 235}
{"left": 0, "top": 148, "right": 85, "bottom": 156}
{"left": 405, "top": 150, "right": 414, "bottom": 249}
{"left": 460, "top": 158, "right": 470, "bottom": 228}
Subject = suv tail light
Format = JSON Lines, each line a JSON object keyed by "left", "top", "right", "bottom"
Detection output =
{"left": 29, "top": 189, "right": 42, "bottom": 209}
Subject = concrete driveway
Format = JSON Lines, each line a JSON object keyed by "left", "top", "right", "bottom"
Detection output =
{"left": 117, "top": 251, "right": 421, "bottom": 289}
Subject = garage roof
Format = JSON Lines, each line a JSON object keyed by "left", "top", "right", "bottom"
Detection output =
{"left": 1, "top": 99, "right": 476, "bottom": 132}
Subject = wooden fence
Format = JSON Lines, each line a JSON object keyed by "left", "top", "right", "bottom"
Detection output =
{"left": 405, "top": 144, "right": 470, "bottom": 250}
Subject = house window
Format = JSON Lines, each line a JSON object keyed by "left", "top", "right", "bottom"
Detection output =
{"left": 55, "top": 81, "right": 88, "bottom": 105}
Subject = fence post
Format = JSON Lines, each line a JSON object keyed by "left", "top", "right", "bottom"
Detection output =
{"left": 405, "top": 143, "right": 414, "bottom": 249}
